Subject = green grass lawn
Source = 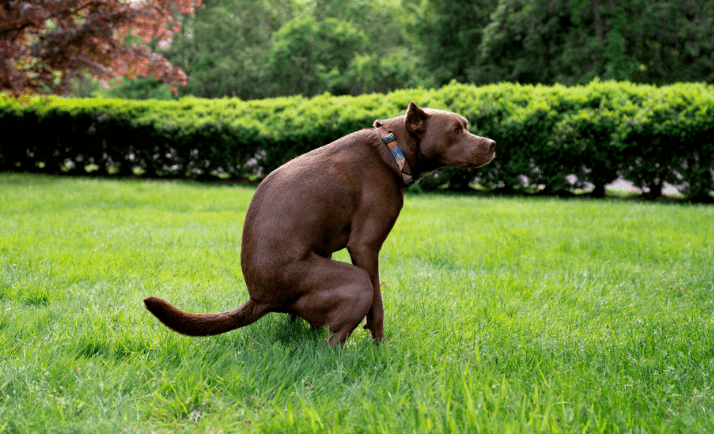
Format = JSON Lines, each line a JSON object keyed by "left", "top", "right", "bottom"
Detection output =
{"left": 1, "top": 173, "right": 713, "bottom": 433}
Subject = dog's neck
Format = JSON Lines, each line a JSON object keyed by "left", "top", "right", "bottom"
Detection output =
{"left": 376, "top": 126, "right": 414, "bottom": 185}
{"left": 376, "top": 117, "right": 441, "bottom": 183}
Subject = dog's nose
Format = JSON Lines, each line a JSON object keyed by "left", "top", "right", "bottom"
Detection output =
{"left": 486, "top": 139, "right": 496, "bottom": 151}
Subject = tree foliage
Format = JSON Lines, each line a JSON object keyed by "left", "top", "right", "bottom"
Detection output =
{"left": 266, "top": 16, "right": 366, "bottom": 96}
{"left": 0, "top": 0, "right": 202, "bottom": 95}
{"left": 157, "top": 0, "right": 295, "bottom": 99}
{"left": 11, "top": 0, "right": 713, "bottom": 99}
{"left": 153, "top": 0, "right": 427, "bottom": 99}
{"left": 474, "top": 0, "right": 714, "bottom": 85}
{"left": 411, "top": 0, "right": 499, "bottom": 86}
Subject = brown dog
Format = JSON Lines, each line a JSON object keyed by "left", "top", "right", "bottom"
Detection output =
{"left": 144, "top": 102, "right": 495, "bottom": 345}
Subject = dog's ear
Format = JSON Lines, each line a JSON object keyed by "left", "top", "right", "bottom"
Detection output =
{"left": 405, "top": 102, "right": 428, "bottom": 137}
{"left": 373, "top": 120, "right": 383, "bottom": 128}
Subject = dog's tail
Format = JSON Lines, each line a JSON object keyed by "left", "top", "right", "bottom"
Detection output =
{"left": 143, "top": 296, "right": 269, "bottom": 336}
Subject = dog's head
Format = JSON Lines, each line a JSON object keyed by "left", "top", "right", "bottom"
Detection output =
{"left": 405, "top": 102, "right": 496, "bottom": 169}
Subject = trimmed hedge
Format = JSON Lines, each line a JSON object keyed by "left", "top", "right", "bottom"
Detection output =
{"left": 2, "top": 81, "right": 713, "bottom": 200}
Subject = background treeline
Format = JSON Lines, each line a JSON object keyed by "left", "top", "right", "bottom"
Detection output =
{"left": 74, "top": 0, "right": 714, "bottom": 100}
{"left": 4, "top": 81, "right": 713, "bottom": 201}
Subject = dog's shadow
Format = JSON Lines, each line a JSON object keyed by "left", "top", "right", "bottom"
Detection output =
{"left": 268, "top": 314, "right": 327, "bottom": 346}
{"left": 227, "top": 313, "right": 379, "bottom": 358}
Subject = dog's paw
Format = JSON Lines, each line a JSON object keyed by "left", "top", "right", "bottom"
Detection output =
{"left": 371, "top": 331, "right": 385, "bottom": 344}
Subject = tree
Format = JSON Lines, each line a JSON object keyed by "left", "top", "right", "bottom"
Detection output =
{"left": 412, "top": 0, "right": 499, "bottom": 86}
{"left": 476, "top": 0, "right": 600, "bottom": 85}
{"left": 266, "top": 15, "right": 367, "bottom": 97}
{"left": 345, "top": 48, "right": 427, "bottom": 95}
{"left": 476, "top": 0, "right": 714, "bottom": 85}
{"left": 311, "top": 0, "right": 412, "bottom": 51}
{"left": 310, "top": 0, "right": 431, "bottom": 95}
{"left": 0, "top": 0, "right": 202, "bottom": 95}
{"left": 100, "top": 75, "right": 174, "bottom": 99}
{"left": 157, "top": 0, "right": 423, "bottom": 99}
{"left": 626, "top": 0, "right": 714, "bottom": 84}
{"left": 158, "top": 0, "right": 296, "bottom": 99}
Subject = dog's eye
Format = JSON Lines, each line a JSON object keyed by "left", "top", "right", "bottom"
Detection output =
{"left": 452, "top": 128, "right": 460, "bottom": 133}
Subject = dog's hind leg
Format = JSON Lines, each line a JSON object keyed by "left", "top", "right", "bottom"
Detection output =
{"left": 287, "top": 254, "right": 373, "bottom": 346}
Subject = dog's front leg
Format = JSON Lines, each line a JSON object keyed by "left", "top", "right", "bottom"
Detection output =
{"left": 348, "top": 247, "right": 384, "bottom": 342}
{"left": 364, "top": 282, "right": 384, "bottom": 341}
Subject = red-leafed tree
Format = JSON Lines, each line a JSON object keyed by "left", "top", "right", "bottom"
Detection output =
{"left": 0, "top": 0, "right": 202, "bottom": 95}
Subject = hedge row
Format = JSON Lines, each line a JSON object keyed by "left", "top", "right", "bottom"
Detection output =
{"left": 2, "top": 81, "right": 713, "bottom": 200}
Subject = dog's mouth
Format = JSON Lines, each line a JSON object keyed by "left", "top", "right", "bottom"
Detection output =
{"left": 469, "top": 151, "right": 496, "bottom": 168}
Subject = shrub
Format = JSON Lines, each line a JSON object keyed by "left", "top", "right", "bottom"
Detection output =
{"left": 2, "top": 81, "right": 713, "bottom": 200}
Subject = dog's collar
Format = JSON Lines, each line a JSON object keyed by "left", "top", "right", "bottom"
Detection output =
{"left": 377, "top": 127, "right": 414, "bottom": 186}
